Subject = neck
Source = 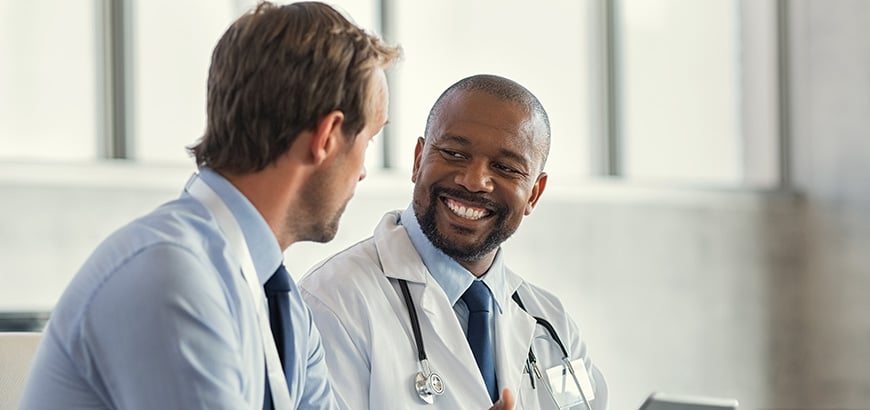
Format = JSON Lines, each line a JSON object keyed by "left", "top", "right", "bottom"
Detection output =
{"left": 220, "top": 167, "right": 301, "bottom": 250}
{"left": 457, "top": 252, "right": 497, "bottom": 278}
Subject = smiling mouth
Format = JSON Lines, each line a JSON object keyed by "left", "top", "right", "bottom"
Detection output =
{"left": 443, "top": 197, "right": 491, "bottom": 221}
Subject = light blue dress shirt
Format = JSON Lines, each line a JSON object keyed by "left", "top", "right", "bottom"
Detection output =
{"left": 399, "top": 206, "right": 507, "bottom": 353}
{"left": 20, "top": 168, "right": 338, "bottom": 410}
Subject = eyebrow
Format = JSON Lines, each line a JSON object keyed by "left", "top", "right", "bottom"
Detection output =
{"left": 438, "top": 134, "right": 471, "bottom": 146}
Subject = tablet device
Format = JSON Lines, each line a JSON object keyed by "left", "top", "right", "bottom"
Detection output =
{"left": 639, "top": 392, "right": 738, "bottom": 410}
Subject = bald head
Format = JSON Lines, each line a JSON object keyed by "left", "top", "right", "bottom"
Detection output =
{"left": 424, "top": 74, "right": 551, "bottom": 171}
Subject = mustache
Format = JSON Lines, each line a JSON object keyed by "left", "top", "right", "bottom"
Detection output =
{"left": 432, "top": 186, "right": 503, "bottom": 214}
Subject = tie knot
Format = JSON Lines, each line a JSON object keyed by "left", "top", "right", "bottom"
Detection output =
{"left": 461, "top": 280, "right": 492, "bottom": 313}
{"left": 264, "top": 264, "right": 292, "bottom": 293}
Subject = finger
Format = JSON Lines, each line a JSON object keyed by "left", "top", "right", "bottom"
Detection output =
{"left": 492, "top": 388, "right": 514, "bottom": 410}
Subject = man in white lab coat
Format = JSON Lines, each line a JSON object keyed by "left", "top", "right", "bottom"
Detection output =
{"left": 299, "top": 74, "right": 607, "bottom": 409}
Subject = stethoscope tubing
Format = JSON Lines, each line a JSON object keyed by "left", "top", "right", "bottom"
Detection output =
{"left": 513, "top": 291, "right": 592, "bottom": 410}
{"left": 510, "top": 292, "right": 570, "bottom": 358}
{"left": 399, "top": 279, "right": 428, "bottom": 362}
{"left": 399, "top": 279, "right": 572, "bottom": 364}
{"left": 398, "top": 278, "right": 591, "bottom": 409}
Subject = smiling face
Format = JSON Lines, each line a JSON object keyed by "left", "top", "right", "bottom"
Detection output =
{"left": 411, "top": 89, "right": 548, "bottom": 275}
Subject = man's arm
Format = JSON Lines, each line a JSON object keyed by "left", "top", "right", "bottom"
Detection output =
{"left": 82, "top": 243, "right": 252, "bottom": 409}
{"left": 298, "top": 303, "right": 342, "bottom": 409}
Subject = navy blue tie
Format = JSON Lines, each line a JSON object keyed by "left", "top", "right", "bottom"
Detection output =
{"left": 263, "top": 264, "right": 294, "bottom": 410}
{"left": 461, "top": 280, "right": 498, "bottom": 403}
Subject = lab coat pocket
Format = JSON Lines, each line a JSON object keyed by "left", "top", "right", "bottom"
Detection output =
{"left": 517, "top": 367, "right": 559, "bottom": 410}
{"left": 542, "top": 359, "right": 594, "bottom": 409}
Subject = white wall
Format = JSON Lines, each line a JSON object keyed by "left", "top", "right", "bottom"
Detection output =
{"left": 783, "top": 0, "right": 870, "bottom": 407}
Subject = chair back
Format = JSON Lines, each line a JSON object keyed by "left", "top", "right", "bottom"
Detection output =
{"left": 0, "top": 332, "right": 42, "bottom": 410}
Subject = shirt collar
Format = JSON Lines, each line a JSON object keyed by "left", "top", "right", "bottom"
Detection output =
{"left": 400, "top": 204, "right": 508, "bottom": 313}
{"left": 196, "top": 167, "right": 283, "bottom": 285}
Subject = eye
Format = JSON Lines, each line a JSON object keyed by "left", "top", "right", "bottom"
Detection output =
{"left": 439, "top": 148, "right": 466, "bottom": 160}
{"left": 493, "top": 162, "right": 522, "bottom": 175}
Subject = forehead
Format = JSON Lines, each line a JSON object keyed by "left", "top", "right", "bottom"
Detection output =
{"left": 428, "top": 90, "right": 545, "bottom": 152}
{"left": 367, "top": 68, "right": 389, "bottom": 122}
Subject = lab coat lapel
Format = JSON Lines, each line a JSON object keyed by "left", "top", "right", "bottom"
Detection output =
{"left": 495, "top": 272, "right": 536, "bottom": 398}
{"left": 374, "top": 211, "right": 467, "bottom": 358}
{"left": 375, "top": 211, "right": 429, "bottom": 284}
{"left": 375, "top": 211, "right": 493, "bottom": 408}
{"left": 417, "top": 278, "right": 495, "bottom": 408}
{"left": 374, "top": 210, "right": 473, "bottom": 360}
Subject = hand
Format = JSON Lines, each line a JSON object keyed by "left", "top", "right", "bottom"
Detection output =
{"left": 489, "top": 388, "right": 514, "bottom": 410}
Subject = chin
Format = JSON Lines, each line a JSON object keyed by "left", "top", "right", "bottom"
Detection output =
{"left": 297, "top": 219, "right": 339, "bottom": 243}
{"left": 316, "top": 223, "right": 339, "bottom": 243}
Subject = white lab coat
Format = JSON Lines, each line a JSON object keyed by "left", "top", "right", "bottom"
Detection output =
{"left": 299, "top": 211, "right": 607, "bottom": 410}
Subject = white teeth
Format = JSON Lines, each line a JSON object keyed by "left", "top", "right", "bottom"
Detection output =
{"left": 446, "top": 199, "right": 487, "bottom": 220}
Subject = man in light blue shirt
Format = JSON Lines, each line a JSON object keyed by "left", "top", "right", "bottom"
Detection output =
{"left": 20, "top": 2, "right": 399, "bottom": 409}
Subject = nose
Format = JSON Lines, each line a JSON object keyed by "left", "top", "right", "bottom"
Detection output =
{"left": 358, "top": 164, "right": 367, "bottom": 182}
{"left": 455, "top": 160, "right": 493, "bottom": 193}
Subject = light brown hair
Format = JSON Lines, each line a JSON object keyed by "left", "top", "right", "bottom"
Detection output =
{"left": 190, "top": 1, "right": 400, "bottom": 173}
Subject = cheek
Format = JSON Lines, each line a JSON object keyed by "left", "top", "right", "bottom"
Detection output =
{"left": 509, "top": 186, "right": 536, "bottom": 215}
{"left": 350, "top": 143, "right": 369, "bottom": 174}
{"left": 412, "top": 181, "right": 431, "bottom": 207}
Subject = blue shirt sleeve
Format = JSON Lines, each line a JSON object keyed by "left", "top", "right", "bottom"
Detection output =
{"left": 297, "top": 305, "right": 342, "bottom": 409}
{"left": 79, "top": 243, "right": 251, "bottom": 409}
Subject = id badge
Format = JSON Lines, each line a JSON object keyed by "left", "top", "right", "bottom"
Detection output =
{"left": 544, "top": 358, "right": 595, "bottom": 409}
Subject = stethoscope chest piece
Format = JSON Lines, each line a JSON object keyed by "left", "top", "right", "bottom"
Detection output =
{"left": 414, "top": 359, "right": 444, "bottom": 404}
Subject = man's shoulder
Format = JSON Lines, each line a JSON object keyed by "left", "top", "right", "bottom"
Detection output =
{"left": 518, "top": 279, "right": 563, "bottom": 302}
{"left": 46, "top": 196, "right": 229, "bottom": 352}
{"left": 511, "top": 275, "right": 587, "bottom": 347}
{"left": 99, "top": 194, "right": 219, "bottom": 252}
{"left": 302, "top": 237, "right": 378, "bottom": 280}
{"left": 512, "top": 274, "right": 571, "bottom": 318}
{"left": 130, "top": 195, "right": 215, "bottom": 242}
{"left": 58, "top": 196, "right": 221, "bottom": 311}
{"left": 298, "top": 236, "right": 383, "bottom": 301}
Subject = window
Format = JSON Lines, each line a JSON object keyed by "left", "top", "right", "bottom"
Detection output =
{"left": 0, "top": 1, "right": 99, "bottom": 161}
{"left": 614, "top": 0, "right": 779, "bottom": 186}
{"left": 131, "top": 0, "right": 381, "bottom": 165}
{"left": 387, "top": 0, "right": 594, "bottom": 180}
{"left": 0, "top": 1, "right": 781, "bottom": 188}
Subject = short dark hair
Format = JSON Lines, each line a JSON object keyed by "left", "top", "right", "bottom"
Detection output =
{"left": 424, "top": 74, "right": 551, "bottom": 171}
{"left": 189, "top": 1, "right": 400, "bottom": 174}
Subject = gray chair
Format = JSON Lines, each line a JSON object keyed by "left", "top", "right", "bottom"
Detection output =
{"left": 0, "top": 332, "right": 41, "bottom": 410}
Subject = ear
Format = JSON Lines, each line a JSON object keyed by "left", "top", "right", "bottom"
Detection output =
{"left": 524, "top": 172, "right": 548, "bottom": 215}
{"left": 309, "top": 111, "right": 345, "bottom": 165}
{"left": 411, "top": 136, "right": 425, "bottom": 183}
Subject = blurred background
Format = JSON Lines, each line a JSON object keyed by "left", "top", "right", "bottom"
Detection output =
{"left": 1, "top": 0, "right": 868, "bottom": 408}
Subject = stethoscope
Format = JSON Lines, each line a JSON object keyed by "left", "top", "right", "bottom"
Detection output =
{"left": 399, "top": 280, "right": 445, "bottom": 404}
{"left": 397, "top": 279, "right": 592, "bottom": 410}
